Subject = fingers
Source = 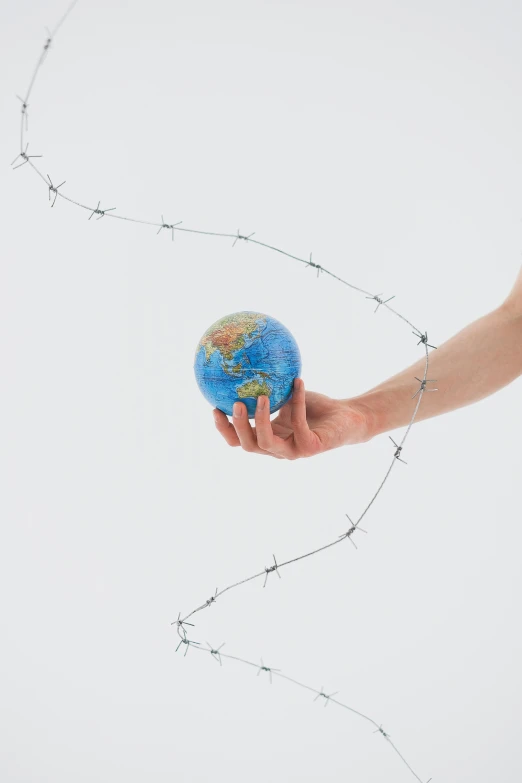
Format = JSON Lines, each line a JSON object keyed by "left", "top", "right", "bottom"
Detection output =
{"left": 213, "top": 402, "right": 286, "bottom": 458}
{"left": 214, "top": 380, "right": 311, "bottom": 460}
{"left": 254, "top": 394, "right": 289, "bottom": 457}
{"left": 213, "top": 408, "right": 240, "bottom": 447}
{"left": 289, "top": 378, "right": 313, "bottom": 451}
{"left": 231, "top": 402, "right": 260, "bottom": 453}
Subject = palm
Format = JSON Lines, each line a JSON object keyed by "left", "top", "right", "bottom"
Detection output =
{"left": 265, "top": 390, "right": 369, "bottom": 452}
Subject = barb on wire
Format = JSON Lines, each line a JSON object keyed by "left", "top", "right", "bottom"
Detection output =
{"left": 14, "top": 9, "right": 436, "bottom": 781}
{"left": 175, "top": 637, "right": 201, "bottom": 657}
{"left": 338, "top": 513, "right": 368, "bottom": 549}
{"left": 232, "top": 228, "right": 255, "bottom": 247}
{"left": 88, "top": 200, "right": 116, "bottom": 220}
{"left": 389, "top": 436, "right": 407, "bottom": 465}
{"left": 16, "top": 95, "right": 29, "bottom": 131}
{"left": 413, "top": 329, "right": 437, "bottom": 350}
{"left": 257, "top": 658, "right": 281, "bottom": 685}
{"left": 263, "top": 554, "right": 281, "bottom": 588}
{"left": 43, "top": 28, "right": 53, "bottom": 57}
{"left": 47, "top": 174, "right": 66, "bottom": 207}
{"left": 206, "top": 587, "right": 218, "bottom": 607}
{"left": 412, "top": 376, "right": 438, "bottom": 400}
{"left": 314, "top": 686, "right": 339, "bottom": 707}
{"left": 305, "top": 252, "right": 323, "bottom": 278}
{"left": 157, "top": 214, "right": 183, "bottom": 241}
{"left": 366, "top": 292, "right": 396, "bottom": 313}
{"left": 11, "top": 143, "right": 42, "bottom": 170}
{"left": 206, "top": 642, "right": 226, "bottom": 666}
{"left": 171, "top": 611, "right": 194, "bottom": 639}
{"left": 374, "top": 724, "right": 390, "bottom": 738}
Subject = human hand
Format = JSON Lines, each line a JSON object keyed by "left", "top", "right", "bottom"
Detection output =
{"left": 212, "top": 378, "right": 373, "bottom": 460}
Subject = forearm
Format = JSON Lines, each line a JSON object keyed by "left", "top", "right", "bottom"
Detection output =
{"left": 349, "top": 305, "right": 522, "bottom": 438}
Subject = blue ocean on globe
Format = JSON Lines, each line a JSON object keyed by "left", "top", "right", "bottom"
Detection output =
{"left": 194, "top": 311, "right": 302, "bottom": 418}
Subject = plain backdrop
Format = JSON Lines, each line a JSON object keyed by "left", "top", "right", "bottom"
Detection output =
{"left": 1, "top": 1, "right": 521, "bottom": 781}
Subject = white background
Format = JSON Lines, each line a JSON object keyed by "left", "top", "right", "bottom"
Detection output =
{"left": 1, "top": 1, "right": 521, "bottom": 781}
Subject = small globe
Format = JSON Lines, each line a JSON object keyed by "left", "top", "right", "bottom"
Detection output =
{"left": 194, "top": 311, "right": 302, "bottom": 418}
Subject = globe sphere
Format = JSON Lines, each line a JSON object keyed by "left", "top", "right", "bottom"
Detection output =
{"left": 194, "top": 311, "right": 302, "bottom": 418}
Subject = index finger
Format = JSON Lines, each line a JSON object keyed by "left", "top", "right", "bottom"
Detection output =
{"left": 254, "top": 394, "right": 295, "bottom": 458}
{"left": 288, "top": 378, "right": 314, "bottom": 452}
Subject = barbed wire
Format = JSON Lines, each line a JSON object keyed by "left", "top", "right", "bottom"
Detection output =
{"left": 12, "top": 4, "right": 437, "bottom": 781}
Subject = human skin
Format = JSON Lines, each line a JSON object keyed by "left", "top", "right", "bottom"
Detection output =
{"left": 213, "top": 266, "right": 522, "bottom": 460}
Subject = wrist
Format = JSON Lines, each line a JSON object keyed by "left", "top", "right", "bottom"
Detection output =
{"left": 338, "top": 394, "right": 381, "bottom": 443}
{"left": 340, "top": 390, "right": 390, "bottom": 441}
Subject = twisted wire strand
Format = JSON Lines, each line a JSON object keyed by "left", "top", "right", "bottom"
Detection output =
{"left": 13, "top": 5, "right": 436, "bottom": 781}
{"left": 186, "top": 643, "right": 430, "bottom": 783}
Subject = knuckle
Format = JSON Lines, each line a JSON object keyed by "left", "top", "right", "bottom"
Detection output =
{"left": 256, "top": 434, "right": 271, "bottom": 450}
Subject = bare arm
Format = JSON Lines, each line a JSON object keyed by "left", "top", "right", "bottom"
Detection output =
{"left": 214, "top": 266, "right": 522, "bottom": 459}
{"left": 504, "top": 263, "right": 522, "bottom": 316}
{"left": 349, "top": 266, "right": 522, "bottom": 439}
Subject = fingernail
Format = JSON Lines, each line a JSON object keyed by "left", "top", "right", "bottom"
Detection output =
{"left": 257, "top": 396, "right": 266, "bottom": 411}
{"left": 233, "top": 402, "right": 242, "bottom": 418}
{"left": 213, "top": 410, "right": 219, "bottom": 423}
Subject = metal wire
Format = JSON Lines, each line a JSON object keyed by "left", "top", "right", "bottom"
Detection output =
{"left": 12, "top": 4, "right": 436, "bottom": 781}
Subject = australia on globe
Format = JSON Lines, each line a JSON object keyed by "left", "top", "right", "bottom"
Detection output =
{"left": 194, "top": 311, "right": 302, "bottom": 418}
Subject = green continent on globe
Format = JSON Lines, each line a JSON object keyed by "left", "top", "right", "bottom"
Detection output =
{"left": 198, "top": 311, "right": 266, "bottom": 362}
{"left": 237, "top": 379, "right": 271, "bottom": 399}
